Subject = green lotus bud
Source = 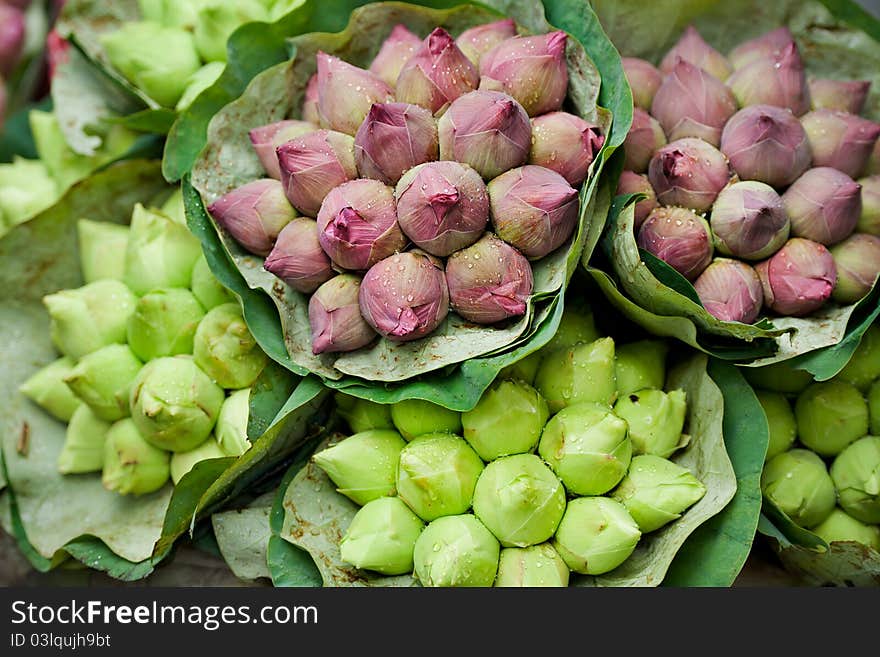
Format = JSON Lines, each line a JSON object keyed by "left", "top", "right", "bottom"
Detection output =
{"left": 412, "top": 514, "right": 500, "bottom": 587}
{"left": 215, "top": 388, "right": 252, "bottom": 457}
{"left": 795, "top": 381, "right": 868, "bottom": 457}
{"left": 0, "top": 157, "right": 58, "bottom": 225}
{"left": 544, "top": 298, "right": 600, "bottom": 353}
{"left": 613, "top": 388, "right": 688, "bottom": 458}
{"left": 77, "top": 220, "right": 129, "bottom": 283}
{"left": 539, "top": 403, "right": 632, "bottom": 496}
{"left": 19, "top": 357, "right": 82, "bottom": 422}
{"left": 472, "top": 454, "right": 566, "bottom": 547}
{"left": 64, "top": 344, "right": 143, "bottom": 422}
{"left": 170, "top": 436, "right": 227, "bottom": 485}
{"left": 396, "top": 433, "right": 483, "bottom": 521}
{"left": 812, "top": 508, "right": 880, "bottom": 550}
{"left": 756, "top": 390, "right": 797, "bottom": 461}
{"left": 830, "top": 436, "right": 880, "bottom": 524}
{"left": 129, "top": 355, "right": 225, "bottom": 452}
{"left": 552, "top": 497, "right": 641, "bottom": 575}
{"left": 836, "top": 324, "right": 880, "bottom": 392}
{"left": 137, "top": 0, "right": 201, "bottom": 29}
{"left": 193, "top": 0, "right": 268, "bottom": 62}
{"left": 102, "top": 418, "right": 171, "bottom": 495}
{"left": 761, "top": 449, "right": 836, "bottom": 528}
{"left": 43, "top": 280, "right": 137, "bottom": 360}
{"left": 126, "top": 288, "right": 206, "bottom": 361}
{"left": 175, "top": 61, "right": 225, "bottom": 111}
{"left": 494, "top": 544, "right": 570, "bottom": 587}
{"left": 190, "top": 254, "right": 234, "bottom": 311}
{"left": 870, "top": 381, "right": 880, "bottom": 435}
{"left": 612, "top": 455, "right": 706, "bottom": 533}
{"left": 193, "top": 303, "right": 267, "bottom": 389}
{"left": 160, "top": 187, "right": 186, "bottom": 226}
{"left": 339, "top": 497, "right": 425, "bottom": 576}
{"left": 534, "top": 337, "right": 617, "bottom": 414}
{"left": 58, "top": 405, "right": 111, "bottom": 474}
{"left": 741, "top": 360, "right": 814, "bottom": 394}
{"left": 390, "top": 399, "right": 462, "bottom": 441}
{"left": 615, "top": 340, "right": 669, "bottom": 398}
{"left": 334, "top": 393, "right": 394, "bottom": 434}
{"left": 498, "top": 351, "right": 543, "bottom": 386}
{"left": 462, "top": 380, "right": 549, "bottom": 461}
{"left": 312, "top": 430, "right": 406, "bottom": 506}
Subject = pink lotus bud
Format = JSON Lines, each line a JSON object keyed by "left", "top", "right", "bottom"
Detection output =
{"left": 659, "top": 25, "right": 733, "bottom": 81}
{"left": 445, "top": 232, "right": 533, "bottom": 324}
{"left": 616, "top": 170, "right": 658, "bottom": 231}
{"left": 694, "top": 258, "right": 764, "bottom": 323}
{"left": 301, "top": 73, "right": 320, "bottom": 125}
{"left": 456, "top": 19, "right": 517, "bottom": 67}
{"left": 354, "top": 102, "right": 438, "bottom": 185}
{"left": 755, "top": 238, "right": 837, "bottom": 316}
{"left": 858, "top": 175, "right": 880, "bottom": 235}
{"left": 830, "top": 233, "right": 880, "bottom": 304}
{"left": 315, "top": 52, "right": 394, "bottom": 136}
{"left": 801, "top": 109, "right": 880, "bottom": 179}
{"left": 710, "top": 181, "right": 790, "bottom": 260}
{"left": 728, "top": 27, "right": 796, "bottom": 70}
{"left": 207, "top": 179, "right": 296, "bottom": 256}
{"left": 637, "top": 207, "right": 714, "bottom": 281}
{"left": 394, "top": 161, "right": 489, "bottom": 257}
{"left": 726, "top": 43, "right": 811, "bottom": 116}
{"left": 809, "top": 78, "right": 871, "bottom": 115}
{"left": 316, "top": 179, "right": 407, "bottom": 271}
{"left": 479, "top": 31, "right": 568, "bottom": 117}
{"left": 622, "top": 57, "right": 663, "bottom": 110}
{"left": 624, "top": 107, "right": 667, "bottom": 173}
{"left": 720, "top": 104, "right": 811, "bottom": 188}
{"left": 650, "top": 58, "right": 737, "bottom": 146}
{"left": 438, "top": 89, "right": 531, "bottom": 180}
{"left": 528, "top": 111, "right": 604, "bottom": 186}
{"left": 395, "top": 27, "right": 478, "bottom": 114}
{"left": 369, "top": 24, "right": 421, "bottom": 87}
{"left": 648, "top": 137, "right": 730, "bottom": 212}
{"left": 488, "top": 164, "right": 579, "bottom": 259}
{"left": 249, "top": 120, "right": 317, "bottom": 179}
{"left": 263, "top": 217, "right": 334, "bottom": 294}
{"left": 309, "top": 274, "right": 377, "bottom": 355}
{"left": 359, "top": 250, "right": 449, "bottom": 342}
{"left": 0, "top": 4, "right": 25, "bottom": 77}
{"left": 783, "top": 167, "right": 862, "bottom": 245}
{"left": 276, "top": 129, "right": 357, "bottom": 217}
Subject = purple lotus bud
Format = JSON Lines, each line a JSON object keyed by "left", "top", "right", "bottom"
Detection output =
{"left": 455, "top": 19, "right": 517, "bottom": 67}
{"left": 755, "top": 238, "right": 837, "bottom": 316}
{"left": 829, "top": 234, "right": 880, "bottom": 304}
{"left": 0, "top": 4, "right": 25, "bottom": 77}
{"left": 623, "top": 107, "right": 667, "bottom": 173}
{"left": 369, "top": 24, "right": 421, "bottom": 87}
{"left": 395, "top": 27, "right": 479, "bottom": 115}
{"left": 728, "top": 27, "right": 796, "bottom": 70}
{"left": 809, "top": 78, "right": 871, "bottom": 115}
{"left": 354, "top": 102, "right": 438, "bottom": 185}
{"left": 264, "top": 217, "right": 334, "bottom": 293}
{"left": 394, "top": 161, "right": 489, "bottom": 257}
{"left": 801, "top": 109, "right": 880, "bottom": 179}
{"left": 637, "top": 207, "right": 714, "bottom": 281}
{"left": 488, "top": 165, "right": 579, "bottom": 259}
{"left": 622, "top": 57, "right": 663, "bottom": 110}
{"left": 528, "top": 111, "right": 604, "bottom": 187}
{"left": 858, "top": 176, "right": 880, "bottom": 235}
{"left": 783, "top": 167, "right": 862, "bottom": 245}
{"left": 650, "top": 58, "right": 737, "bottom": 146}
{"left": 359, "top": 250, "right": 449, "bottom": 342}
{"left": 659, "top": 25, "right": 732, "bottom": 81}
{"left": 249, "top": 120, "right": 317, "bottom": 180}
{"left": 315, "top": 52, "right": 394, "bottom": 136}
{"left": 207, "top": 179, "right": 296, "bottom": 256}
{"left": 309, "top": 274, "right": 377, "bottom": 354}
{"left": 438, "top": 89, "right": 531, "bottom": 180}
{"left": 276, "top": 129, "right": 357, "bottom": 217}
{"left": 301, "top": 73, "right": 320, "bottom": 125}
{"left": 710, "top": 181, "right": 790, "bottom": 260}
{"left": 616, "top": 170, "right": 658, "bottom": 231}
{"left": 648, "top": 137, "right": 730, "bottom": 212}
{"left": 726, "top": 43, "right": 811, "bottom": 116}
{"left": 478, "top": 31, "right": 569, "bottom": 116}
{"left": 720, "top": 104, "right": 811, "bottom": 188}
{"left": 694, "top": 258, "right": 764, "bottom": 323}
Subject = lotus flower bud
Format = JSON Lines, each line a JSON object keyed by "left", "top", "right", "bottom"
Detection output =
{"left": 301, "top": 73, "right": 320, "bottom": 125}
{"left": 263, "top": 217, "right": 334, "bottom": 294}
{"left": 190, "top": 254, "right": 234, "bottom": 311}
{"left": 614, "top": 388, "right": 689, "bottom": 458}
{"left": 755, "top": 238, "right": 837, "bottom": 316}
{"left": 207, "top": 180, "right": 296, "bottom": 257}
{"left": 742, "top": 360, "right": 814, "bottom": 394}
{"left": 837, "top": 324, "right": 880, "bottom": 392}
{"left": 872, "top": 382, "right": 880, "bottom": 435}
{"left": 544, "top": 297, "right": 600, "bottom": 353}
{"left": 277, "top": 129, "right": 357, "bottom": 217}
{"left": 124, "top": 204, "right": 203, "bottom": 294}
{"left": 726, "top": 43, "right": 811, "bottom": 116}
{"left": 368, "top": 24, "right": 421, "bottom": 87}
{"left": 19, "top": 357, "right": 83, "bottom": 423}
{"left": 660, "top": 26, "right": 732, "bottom": 81}
{"left": 495, "top": 544, "right": 569, "bottom": 587}
{"left": 801, "top": 109, "right": 880, "bottom": 179}
{"left": 390, "top": 399, "right": 462, "bottom": 441}
{"left": 354, "top": 103, "right": 438, "bottom": 185}
{"left": 622, "top": 57, "right": 663, "bottom": 110}
{"left": 395, "top": 27, "right": 478, "bottom": 114}
{"left": 498, "top": 352, "right": 543, "bottom": 386}
{"left": 158, "top": 188, "right": 186, "bottom": 226}
{"left": 192, "top": 0, "right": 268, "bottom": 62}
{"left": 126, "top": 289, "right": 205, "bottom": 362}
{"left": 396, "top": 433, "right": 484, "bottom": 521}
{"left": 193, "top": 303, "right": 267, "bottom": 389}
{"left": 812, "top": 508, "right": 880, "bottom": 550}
{"left": 456, "top": 19, "right": 517, "bottom": 68}
{"left": 830, "top": 436, "right": 880, "bottom": 524}
{"left": 312, "top": 429, "right": 407, "bottom": 505}
{"left": 535, "top": 336, "right": 617, "bottom": 414}
{"left": 783, "top": 168, "right": 862, "bottom": 245}
{"left": 249, "top": 120, "right": 317, "bottom": 180}
{"left": 830, "top": 233, "right": 880, "bottom": 304}
{"left": 334, "top": 392, "right": 394, "bottom": 434}
{"left": 58, "top": 406, "right": 111, "bottom": 475}
{"left": 756, "top": 390, "right": 797, "bottom": 461}
{"left": 648, "top": 138, "right": 730, "bottom": 212}
{"left": 438, "top": 89, "right": 531, "bottom": 180}
{"left": 794, "top": 381, "right": 868, "bottom": 457}
{"left": 130, "top": 355, "right": 225, "bottom": 452}
{"left": 77, "top": 220, "right": 129, "bottom": 284}
{"left": 359, "top": 251, "right": 450, "bottom": 342}
{"left": 616, "top": 171, "right": 658, "bottom": 231}
{"left": 694, "top": 258, "right": 764, "bottom": 324}
{"left": 552, "top": 497, "right": 641, "bottom": 575}
{"left": 462, "top": 379, "right": 549, "bottom": 461}
{"left": 624, "top": 108, "right": 667, "bottom": 173}
{"left": 479, "top": 31, "right": 568, "bottom": 117}
{"left": 394, "top": 161, "right": 489, "bottom": 257}
{"left": 64, "top": 344, "right": 143, "bottom": 422}
{"left": 710, "top": 181, "right": 790, "bottom": 261}
{"left": 0, "top": 157, "right": 58, "bottom": 224}
{"left": 215, "top": 388, "right": 251, "bottom": 457}
{"left": 858, "top": 176, "right": 880, "bottom": 235}
{"left": 809, "top": 78, "right": 871, "bottom": 115}
{"left": 445, "top": 233, "right": 533, "bottom": 324}
{"left": 637, "top": 207, "right": 714, "bottom": 281}
{"left": 340, "top": 497, "right": 425, "bottom": 576}
{"left": 528, "top": 111, "right": 605, "bottom": 186}
{"left": 728, "top": 27, "right": 796, "bottom": 70}
{"left": 539, "top": 402, "right": 632, "bottom": 496}
{"left": 170, "top": 437, "right": 227, "bottom": 484}
{"left": 413, "top": 514, "right": 500, "bottom": 587}
{"left": 761, "top": 448, "right": 836, "bottom": 528}
{"left": 175, "top": 61, "right": 225, "bottom": 112}
{"left": 615, "top": 340, "right": 668, "bottom": 398}
{"left": 0, "top": 4, "right": 25, "bottom": 76}
{"left": 315, "top": 52, "right": 394, "bottom": 136}
{"left": 102, "top": 419, "right": 171, "bottom": 496}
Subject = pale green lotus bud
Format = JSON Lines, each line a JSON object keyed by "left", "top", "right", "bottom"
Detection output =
{"left": 43, "top": 280, "right": 137, "bottom": 360}
{"left": 498, "top": 351, "right": 543, "bottom": 386}
{"left": 543, "top": 298, "right": 600, "bottom": 353}
{"left": 830, "top": 436, "right": 880, "bottom": 524}
{"left": 175, "top": 61, "right": 225, "bottom": 111}
{"left": 462, "top": 380, "right": 549, "bottom": 461}
{"left": 795, "top": 381, "right": 868, "bottom": 457}
{"left": 64, "top": 344, "right": 143, "bottom": 422}
{"left": 102, "top": 418, "right": 171, "bottom": 495}
{"left": 190, "top": 254, "right": 234, "bottom": 311}
{"left": 534, "top": 337, "right": 617, "bottom": 414}
{"left": 552, "top": 497, "right": 641, "bottom": 575}
{"left": 756, "top": 390, "right": 797, "bottom": 461}
{"left": 193, "top": 0, "right": 268, "bottom": 62}
{"left": 812, "top": 508, "right": 880, "bottom": 550}
{"left": 615, "top": 340, "right": 668, "bottom": 398}
{"left": 613, "top": 389, "right": 689, "bottom": 458}
{"left": 339, "top": 497, "right": 425, "bottom": 576}
{"left": 137, "top": 0, "right": 201, "bottom": 29}
{"left": 390, "top": 399, "right": 462, "bottom": 441}
{"left": 396, "top": 433, "right": 483, "bottom": 521}
{"left": 58, "top": 405, "right": 111, "bottom": 474}
{"left": 193, "top": 302, "right": 267, "bottom": 389}
{"left": 612, "top": 454, "right": 706, "bottom": 533}
{"left": 494, "top": 544, "right": 569, "bottom": 587}
{"left": 169, "top": 436, "right": 227, "bottom": 484}
{"left": 761, "top": 448, "right": 836, "bottom": 528}
{"left": 127, "top": 288, "right": 206, "bottom": 361}
{"left": 160, "top": 187, "right": 186, "bottom": 226}
{"left": 77, "top": 220, "right": 129, "bottom": 283}
{"left": 412, "top": 514, "right": 500, "bottom": 587}
{"left": 215, "top": 388, "right": 251, "bottom": 457}
{"left": 334, "top": 392, "right": 394, "bottom": 434}
{"left": 836, "top": 324, "right": 880, "bottom": 392}
{"left": 19, "top": 357, "right": 82, "bottom": 422}
{"left": 539, "top": 403, "right": 632, "bottom": 496}
{"left": 130, "top": 355, "right": 225, "bottom": 452}
{"left": 741, "top": 360, "right": 813, "bottom": 394}
{"left": 312, "top": 429, "right": 406, "bottom": 506}
{"left": 0, "top": 157, "right": 58, "bottom": 225}
{"left": 870, "top": 381, "right": 880, "bottom": 435}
